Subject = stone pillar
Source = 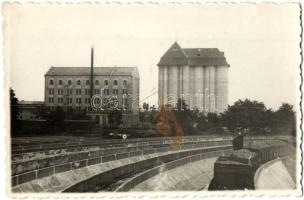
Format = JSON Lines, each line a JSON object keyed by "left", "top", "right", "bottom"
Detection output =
{"left": 216, "top": 66, "right": 228, "bottom": 113}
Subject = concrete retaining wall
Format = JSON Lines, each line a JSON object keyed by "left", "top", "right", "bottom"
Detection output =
{"left": 63, "top": 145, "right": 233, "bottom": 192}
{"left": 12, "top": 139, "right": 232, "bottom": 186}
{"left": 116, "top": 149, "right": 232, "bottom": 191}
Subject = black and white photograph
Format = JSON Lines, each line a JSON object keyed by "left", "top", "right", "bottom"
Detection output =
{"left": 3, "top": 2, "right": 302, "bottom": 196}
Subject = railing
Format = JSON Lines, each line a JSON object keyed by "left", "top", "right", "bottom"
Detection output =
{"left": 64, "top": 145, "right": 233, "bottom": 192}
{"left": 12, "top": 135, "right": 234, "bottom": 154}
{"left": 12, "top": 139, "right": 233, "bottom": 187}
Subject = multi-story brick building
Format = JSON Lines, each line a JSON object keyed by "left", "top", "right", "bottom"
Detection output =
{"left": 158, "top": 42, "right": 229, "bottom": 113}
{"left": 44, "top": 49, "right": 140, "bottom": 127}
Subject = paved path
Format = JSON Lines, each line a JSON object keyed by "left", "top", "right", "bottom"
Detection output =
{"left": 255, "top": 159, "right": 296, "bottom": 190}
{"left": 131, "top": 157, "right": 217, "bottom": 191}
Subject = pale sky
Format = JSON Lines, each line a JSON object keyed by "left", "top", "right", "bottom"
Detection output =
{"left": 4, "top": 3, "right": 301, "bottom": 110}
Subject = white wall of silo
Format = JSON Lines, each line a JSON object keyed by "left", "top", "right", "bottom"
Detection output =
{"left": 216, "top": 66, "right": 228, "bottom": 113}
{"left": 204, "top": 66, "right": 210, "bottom": 112}
{"left": 194, "top": 66, "right": 204, "bottom": 111}
{"left": 158, "top": 66, "right": 164, "bottom": 106}
{"left": 163, "top": 66, "right": 168, "bottom": 104}
{"left": 168, "top": 66, "right": 179, "bottom": 106}
{"left": 189, "top": 67, "right": 195, "bottom": 109}
{"left": 182, "top": 65, "right": 190, "bottom": 106}
{"left": 209, "top": 66, "right": 216, "bottom": 113}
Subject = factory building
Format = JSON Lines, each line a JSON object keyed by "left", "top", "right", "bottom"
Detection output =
{"left": 44, "top": 48, "right": 140, "bottom": 127}
{"left": 158, "top": 42, "right": 229, "bottom": 113}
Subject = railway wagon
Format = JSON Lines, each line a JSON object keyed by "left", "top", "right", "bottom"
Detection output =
{"left": 210, "top": 140, "right": 290, "bottom": 190}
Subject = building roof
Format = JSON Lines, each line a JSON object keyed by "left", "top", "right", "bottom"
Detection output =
{"left": 45, "top": 66, "right": 140, "bottom": 78}
{"left": 158, "top": 42, "right": 229, "bottom": 66}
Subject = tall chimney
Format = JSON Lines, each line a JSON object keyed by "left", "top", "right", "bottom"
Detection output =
{"left": 90, "top": 46, "right": 94, "bottom": 99}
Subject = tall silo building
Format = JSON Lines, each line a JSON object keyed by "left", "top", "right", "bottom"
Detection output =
{"left": 158, "top": 42, "right": 229, "bottom": 113}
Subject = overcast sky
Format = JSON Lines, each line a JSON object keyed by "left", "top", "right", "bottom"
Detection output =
{"left": 4, "top": 3, "right": 301, "bottom": 110}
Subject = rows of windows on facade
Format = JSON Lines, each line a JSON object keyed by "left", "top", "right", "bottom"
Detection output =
{"left": 47, "top": 79, "right": 129, "bottom": 111}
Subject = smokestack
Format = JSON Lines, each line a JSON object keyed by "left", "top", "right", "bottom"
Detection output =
{"left": 90, "top": 46, "right": 94, "bottom": 99}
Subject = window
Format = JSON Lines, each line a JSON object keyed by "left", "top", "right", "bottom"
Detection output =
{"left": 76, "top": 98, "right": 82, "bottom": 104}
{"left": 122, "top": 89, "right": 128, "bottom": 94}
{"left": 113, "top": 89, "right": 118, "bottom": 95}
{"left": 103, "top": 89, "right": 109, "bottom": 95}
{"left": 104, "top": 80, "right": 109, "bottom": 86}
{"left": 94, "top": 89, "right": 100, "bottom": 94}
{"left": 49, "top": 79, "right": 54, "bottom": 85}
{"left": 58, "top": 89, "right": 63, "bottom": 95}
{"left": 68, "top": 80, "right": 72, "bottom": 86}
{"left": 59, "top": 80, "right": 63, "bottom": 85}
{"left": 76, "top": 89, "right": 82, "bottom": 95}
{"left": 113, "top": 80, "right": 118, "bottom": 86}
{"left": 58, "top": 98, "right": 63, "bottom": 103}
{"left": 48, "top": 97, "right": 54, "bottom": 103}
{"left": 68, "top": 89, "right": 73, "bottom": 95}
{"left": 123, "top": 80, "right": 127, "bottom": 86}
{"left": 49, "top": 89, "right": 54, "bottom": 95}
{"left": 67, "top": 98, "right": 73, "bottom": 104}
{"left": 85, "top": 98, "right": 91, "bottom": 104}
{"left": 77, "top": 80, "right": 81, "bottom": 85}
{"left": 85, "top": 89, "right": 91, "bottom": 95}
{"left": 95, "top": 80, "right": 99, "bottom": 85}
{"left": 86, "top": 80, "right": 90, "bottom": 86}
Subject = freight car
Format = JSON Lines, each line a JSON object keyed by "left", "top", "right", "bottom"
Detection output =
{"left": 209, "top": 138, "right": 290, "bottom": 190}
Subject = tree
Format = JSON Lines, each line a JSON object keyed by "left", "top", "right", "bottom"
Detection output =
{"left": 35, "top": 105, "right": 48, "bottom": 119}
{"left": 206, "top": 113, "right": 221, "bottom": 127}
{"left": 150, "top": 105, "right": 156, "bottom": 111}
{"left": 10, "top": 88, "right": 19, "bottom": 136}
{"left": 173, "top": 98, "right": 196, "bottom": 135}
{"left": 142, "top": 102, "right": 149, "bottom": 111}
{"left": 272, "top": 103, "right": 296, "bottom": 135}
{"left": 46, "top": 107, "right": 66, "bottom": 133}
{"left": 221, "top": 99, "right": 272, "bottom": 134}
{"left": 108, "top": 109, "right": 122, "bottom": 126}
{"left": 175, "top": 98, "right": 189, "bottom": 111}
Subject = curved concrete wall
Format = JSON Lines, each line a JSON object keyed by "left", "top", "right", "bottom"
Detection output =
{"left": 116, "top": 148, "right": 232, "bottom": 191}
{"left": 64, "top": 145, "right": 232, "bottom": 192}
{"left": 254, "top": 159, "right": 296, "bottom": 190}
{"left": 12, "top": 139, "right": 233, "bottom": 186}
